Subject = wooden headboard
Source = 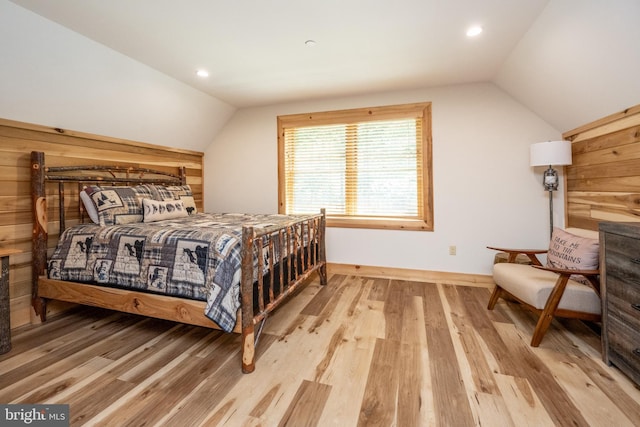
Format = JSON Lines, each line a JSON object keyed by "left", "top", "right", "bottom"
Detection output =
{"left": 564, "top": 104, "right": 640, "bottom": 230}
{"left": 0, "top": 117, "right": 204, "bottom": 328}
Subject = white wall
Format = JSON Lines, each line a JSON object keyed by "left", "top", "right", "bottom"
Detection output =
{"left": 205, "top": 83, "right": 562, "bottom": 275}
{"left": 0, "top": 0, "right": 235, "bottom": 152}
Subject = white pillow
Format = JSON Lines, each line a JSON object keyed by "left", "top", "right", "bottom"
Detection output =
{"left": 142, "top": 198, "right": 189, "bottom": 223}
{"left": 80, "top": 187, "right": 100, "bottom": 224}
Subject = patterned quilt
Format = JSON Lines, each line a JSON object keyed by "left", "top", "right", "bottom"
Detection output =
{"left": 47, "top": 213, "right": 310, "bottom": 332}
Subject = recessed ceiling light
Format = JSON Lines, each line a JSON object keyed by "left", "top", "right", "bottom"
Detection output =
{"left": 466, "top": 26, "right": 483, "bottom": 37}
{"left": 196, "top": 69, "right": 209, "bottom": 78}
{"left": 305, "top": 40, "right": 317, "bottom": 47}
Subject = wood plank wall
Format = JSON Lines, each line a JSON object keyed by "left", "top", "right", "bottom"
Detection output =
{"left": 563, "top": 104, "right": 640, "bottom": 230}
{"left": 0, "top": 118, "right": 204, "bottom": 330}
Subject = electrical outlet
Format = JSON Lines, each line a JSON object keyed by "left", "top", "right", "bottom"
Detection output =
{"left": 449, "top": 245, "right": 456, "bottom": 255}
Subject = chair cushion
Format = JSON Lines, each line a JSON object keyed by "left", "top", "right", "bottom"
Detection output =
{"left": 492, "top": 263, "right": 601, "bottom": 315}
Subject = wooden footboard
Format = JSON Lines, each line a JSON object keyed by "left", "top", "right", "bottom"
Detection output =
{"left": 240, "top": 213, "right": 327, "bottom": 372}
{"left": 31, "top": 151, "right": 327, "bottom": 373}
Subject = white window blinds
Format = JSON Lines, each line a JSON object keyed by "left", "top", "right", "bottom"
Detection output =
{"left": 278, "top": 102, "right": 433, "bottom": 231}
{"left": 284, "top": 118, "right": 423, "bottom": 218}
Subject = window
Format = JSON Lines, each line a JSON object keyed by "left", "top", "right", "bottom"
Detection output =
{"left": 277, "top": 102, "right": 433, "bottom": 231}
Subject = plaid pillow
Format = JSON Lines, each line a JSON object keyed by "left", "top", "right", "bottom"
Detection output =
{"left": 152, "top": 184, "right": 198, "bottom": 215}
{"left": 90, "top": 185, "right": 156, "bottom": 226}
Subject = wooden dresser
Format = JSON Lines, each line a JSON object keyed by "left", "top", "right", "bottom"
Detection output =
{"left": 599, "top": 222, "right": 640, "bottom": 385}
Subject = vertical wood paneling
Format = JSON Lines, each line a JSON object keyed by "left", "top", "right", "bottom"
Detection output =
{"left": 564, "top": 105, "right": 640, "bottom": 230}
{"left": 0, "top": 117, "right": 204, "bottom": 329}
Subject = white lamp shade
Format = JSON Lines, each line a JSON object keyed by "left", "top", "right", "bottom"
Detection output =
{"left": 530, "top": 140, "right": 572, "bottom": 167}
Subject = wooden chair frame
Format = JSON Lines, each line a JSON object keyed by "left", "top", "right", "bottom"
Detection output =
{"left": 487, "top": 246, "right": 601, "bottom": 347}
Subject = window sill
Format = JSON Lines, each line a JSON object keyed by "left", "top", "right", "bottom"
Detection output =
{"left": 326, "top": 216, "right": 433, "bottom": 231}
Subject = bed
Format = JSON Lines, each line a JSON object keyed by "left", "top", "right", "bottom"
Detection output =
{"left": 30, "top": 151, "right": 327, "bottom": 373}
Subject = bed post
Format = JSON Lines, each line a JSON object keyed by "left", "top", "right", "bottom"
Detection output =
{"left": 319, "top": 208, "right": 327, "bottom": 286}
{"left": 31, "top": 151, "right": 48, "bottom": 320}
{"left": 240, "top": 226, "right": 256, "bottom": 373}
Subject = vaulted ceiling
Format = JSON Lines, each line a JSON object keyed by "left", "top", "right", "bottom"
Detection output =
{"left": 10, "top": 0, "right": 640, "bottom": 133}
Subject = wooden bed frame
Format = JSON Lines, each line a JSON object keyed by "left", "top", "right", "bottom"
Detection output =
{"left": 30, "top": 151, "right": 327, "bottom": 373}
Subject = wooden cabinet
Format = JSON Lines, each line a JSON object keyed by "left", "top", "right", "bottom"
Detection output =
{"left": 599, "top": 222, "right": 640, "bottom": 385}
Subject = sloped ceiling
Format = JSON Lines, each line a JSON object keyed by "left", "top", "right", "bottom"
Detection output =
{"left": 494, "top": 0, "right": 640, "bottom": 132}
{"left": 9, "top": 0, "right": 640, "bottom": 133}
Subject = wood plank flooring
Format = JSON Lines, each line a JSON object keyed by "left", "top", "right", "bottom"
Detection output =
{"left": 2, "top": 273, "right": 640, "bottom": 426}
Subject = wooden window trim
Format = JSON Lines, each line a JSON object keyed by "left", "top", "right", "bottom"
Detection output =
{"left": 277, "top": 102, "right": 433, "bottom": 231}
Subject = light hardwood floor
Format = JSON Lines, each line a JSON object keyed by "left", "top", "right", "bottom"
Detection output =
{"left": 1, "top": 274, "right": 639, "bottom": 426}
